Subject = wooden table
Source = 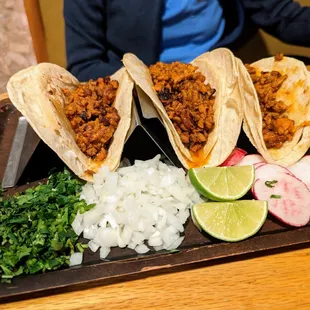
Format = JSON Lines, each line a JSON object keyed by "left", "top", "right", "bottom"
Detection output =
{"left": 2, "top": 247, "right": 310, "bottom": 309}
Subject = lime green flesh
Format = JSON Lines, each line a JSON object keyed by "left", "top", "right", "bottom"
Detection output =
{"left": 192, "top": 200, "right": 268, "bottom": 242}
{"left": 188, "top": 166, "right": 255, "bottom": 201}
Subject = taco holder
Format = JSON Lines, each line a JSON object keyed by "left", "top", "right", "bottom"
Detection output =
{"left": 131, "top": 86, "right": 183, "bottom": 167}
{"left": 0, "top": 94, "right": 41, "bottom": 188}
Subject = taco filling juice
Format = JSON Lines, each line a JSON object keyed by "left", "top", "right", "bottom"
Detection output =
{"left": 62, "top": 77, "right": 120, "bottom": 162}
{"left": 245, "top": 54, "right": 296, "bottom": 149}
{"left": 149, "top": 62, "right": 215, "bottom": 154}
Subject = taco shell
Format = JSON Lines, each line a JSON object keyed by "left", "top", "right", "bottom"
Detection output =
{"left": 6, "top": 63, "right": 133, "bottom": 181}
{"left": 239, "top": 56, "right": 310, "bottom": 166}
{"left": 123, "top": 48, "right": 243, "bottom": 169}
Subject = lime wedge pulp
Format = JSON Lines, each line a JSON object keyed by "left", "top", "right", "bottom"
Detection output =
{"left": 188, "top": 166, "right": 255, "bottom": 201}
{"left": 192, "top": 200, "right": 268, "bottom": 242}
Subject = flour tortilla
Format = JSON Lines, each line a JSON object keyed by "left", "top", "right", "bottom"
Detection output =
{"left": 239, "top": 56, "right": 310, "bottom": 166}
{"left": 7, "top": 63, "right": 133, "bottom": 181}
{"left": 192, "top": 48, "right": 243, "bottom": 166}
{"left": 123, "top": 48, "right": 242, "bottom": 168}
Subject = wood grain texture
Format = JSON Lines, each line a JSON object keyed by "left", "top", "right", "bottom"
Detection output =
{"left": 0, "top": 93, "right": 8, "bottom": 101}
{"left": 24, "top": 0, "right": 48, "bottom": 63}
{"left": 2, "top": 247, "right": 310, "bottom": 310}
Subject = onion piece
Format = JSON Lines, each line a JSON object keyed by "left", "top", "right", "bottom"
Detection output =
{"left": 69, "top": 252, "right": 83, "bottom": 266}
{"left": 135, "top": 244, "right": 150, "bottom": 254}
{"left": 88, "top": 240, "right": 100, "bottom": 253}
{"left": 100, "top": 247, "right": 111, "bottom": 259}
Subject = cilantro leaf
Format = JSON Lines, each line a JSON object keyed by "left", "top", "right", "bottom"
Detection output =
{"left": 265, "top": 180, "right": 278, "bottom": 188}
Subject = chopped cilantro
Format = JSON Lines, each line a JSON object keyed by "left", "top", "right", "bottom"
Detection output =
{"left": 168, "top": 249, "right": 181, "bottom": 254}
{"left": 0, "top": 169, "right": 94, "bottom": 283}
{"left": 265, "top": 180, "right": 278, "bottom": 188}
{"left": 76, "top": 243, "right": 88, "bottom": 253}
{"left": 270, "top": 194, "right": 281, "bottom": 199}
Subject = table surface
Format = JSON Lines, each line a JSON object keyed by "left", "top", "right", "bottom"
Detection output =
{"left": 2, "top": 67, "right": 310, "bottom": 310}
{"left": 2, "top": 247, "right": 310, "bottom": 310}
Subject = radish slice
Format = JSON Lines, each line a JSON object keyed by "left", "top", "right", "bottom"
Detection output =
{"left": 254, "top": 162, "right": 265, "bottom": 169}
{"left": 299, "top": 156, "right": 310, "bottom": 164}
{"left": 235, "top": 154, "right": 266, "bottom": 166}
{"left": 253, "top": 175, "right": 310, "bottom": 227}
{"left": 255, "top": 164, "right": 293, "bottom": 180}
{"left": 288, "top": 162, "right": 310, "bottom": 190}
{"left": 220, "top": 148, "right": 247, "bottom": 166}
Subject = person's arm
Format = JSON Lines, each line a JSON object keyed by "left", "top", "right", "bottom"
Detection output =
{"left": 64, "top": 0, "right": 120, "bottom": 81}
{"left": 242, "top": 0, "right": 310, "bottom": 47}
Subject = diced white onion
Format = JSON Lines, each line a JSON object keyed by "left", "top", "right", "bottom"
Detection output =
{"left": 127, "top": 242, "right": 137, "bottom": 250}
{"left": 100, "top": 247, "right": 111, "bottom": 259}
{"left": 88, "top": 240, "right": 100, "bottom": 253}
{"left": 135, "top": 244, "right": 150, "bottom": 254}
{"left": 166, "top": 236, "right": 185, "bottom": 250}
{"left": 73, "top": 156, "right": 202, "bottom": 258}
{"left": 69, "top": 252, "right": 83, "bottom": 266}
{"left": 153, "top": 245, "right": 164, "bottom": 251}
{"left": 83, "top": 225, "right": 97, "bottom": 240}
{"left": 148, "top": 236, "right": 163, "bottom": 247}
{"left": 72, "top": 213, "right": 83, "bottom": 236}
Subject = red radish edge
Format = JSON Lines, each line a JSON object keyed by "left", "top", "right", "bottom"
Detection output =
{"left": 299, "top": 155, "right": 310, "bottom": 164}
{"left": 255, "top": 163, "right": 294, "bottom": 178}
{"left": 287, "top": 161, "right": 310, "bottom": 191}
{"left": 220, "top": 148, "right": 247, "bottom": 167}
{"left": 254, "top": 162, "right": 265, "bottom": 169}
{"left": 251, "top": 180, "right": 259, "bottom": 200}
{"left": 235, "top": 154, "right": 266, "bottom": 166}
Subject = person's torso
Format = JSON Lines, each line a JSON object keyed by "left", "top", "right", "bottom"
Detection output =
{"left": 160, "top": 0, "right": 225, "bottom": 63}
{"left": 104, "top": 0, "right": 244, "bottom": 65}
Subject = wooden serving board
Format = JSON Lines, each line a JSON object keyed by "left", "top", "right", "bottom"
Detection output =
{"left": 1, "top": 96, "right": 310, "bottom": 302}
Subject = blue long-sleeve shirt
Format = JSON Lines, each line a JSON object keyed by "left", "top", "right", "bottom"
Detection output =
{"left": 64, "top": 0, "right": 310, "bottom": 81}
{"left": 159, "top": 0, "right": 226, "bottom": 63}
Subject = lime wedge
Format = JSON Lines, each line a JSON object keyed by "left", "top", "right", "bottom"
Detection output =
{"left": 188, "top": 166, "right": 255, "bottom": 201}
{"left": 192, "top": 200, "right": 268, "bottom": 242}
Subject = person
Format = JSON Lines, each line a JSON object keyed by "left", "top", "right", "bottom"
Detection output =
{"left": 63, "top": 0, "right": 310, "bottom": 81}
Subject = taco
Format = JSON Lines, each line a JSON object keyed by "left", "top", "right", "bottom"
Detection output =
{"left": 238, "top": 54, "right": 310, "bottom": 166}
{"left": 7, "top": 63, "right": 133, "bottom": 181}
{"left": 123, "top": 48, "right": 243, "bottom": 169}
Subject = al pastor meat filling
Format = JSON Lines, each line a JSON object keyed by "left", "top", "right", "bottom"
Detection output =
{"left": 150, "top": 62, "right": 215, "bottom": 153}
{"left": 245, "top": 56, "right": 296, "bottom": 149}
{"left": 63, "top": 77, "right": 120, "bottom": 162}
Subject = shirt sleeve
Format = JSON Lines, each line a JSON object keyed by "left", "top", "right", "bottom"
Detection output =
{"left": 64, "top": 0, "right": 119, "bottom": 81}
{"left": 242, "top": 0, "right": 310, "bottom": 47}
